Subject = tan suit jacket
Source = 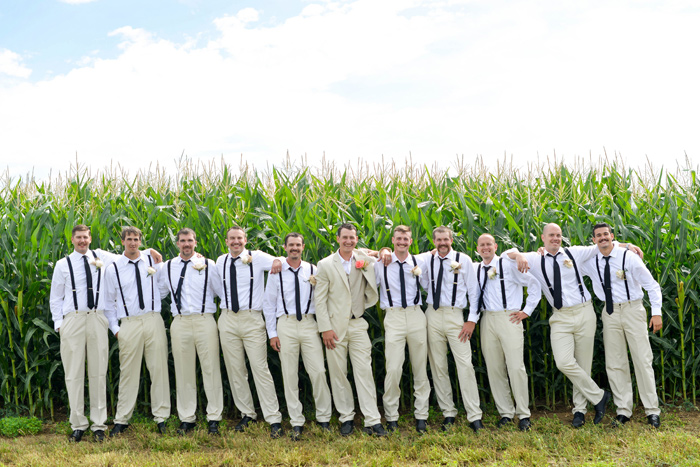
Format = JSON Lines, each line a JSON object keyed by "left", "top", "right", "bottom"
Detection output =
{"left": 315, "top": 249, "right": 378, "bottom": 341}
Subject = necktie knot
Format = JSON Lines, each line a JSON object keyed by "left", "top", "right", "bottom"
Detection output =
{"left": 604, "top": 256, "right": 611, "bottom": 263}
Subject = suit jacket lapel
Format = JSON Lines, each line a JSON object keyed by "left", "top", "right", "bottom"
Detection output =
{"left": 332, "top": 253, "right": 351, "bottom": 292}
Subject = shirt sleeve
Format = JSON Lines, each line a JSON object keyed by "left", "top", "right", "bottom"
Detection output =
{"left": 508, "top": 262, "right": 542, "bottom": 316}
{"left": 158, "top": 261, "right": 172, "bottom": 298}
{"left": 103, "top": 264, "right": 120, "bottom": 335}
{"left": 255, "top": 251, "right": 275, "bottom": 272}
{"left": 466, "top": 262, "right": 481, "bottom": 324}
{"left": 49, "top": 259, "right": 67, "bottom": 331}
{"left": 314, "top": 261, "right": 332, "bottom": 333}
{"left": 208, "top": 260, "right": 223, "bottom": 299}
{"left": 262, "top": 273, "right": 280, "bottom": 338}
{"left": 627, "top": 254, "right": 663, "bottom": 315}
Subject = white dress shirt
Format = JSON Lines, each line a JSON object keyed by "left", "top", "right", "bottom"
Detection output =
{"left": 416, "top": 249, "right": 479, "bottom": 314}
{"left": 337, "top": 251, "right": 355, "bottom": 275}
{"left": 262, "top": 259, "right": 317, "bottom": 338}
{"left": 159, "top": 256, "right": 221, "bottom": 316}
{"left": 469, "top": 254, "right": 542, "bottom": 323}
{"left": 104, "top": 252, "right": 162, "bottom": 334}
{"left": 50, "top": 249, "right": 121, "bottom": 331}
{"left": 582, "top": 245, "right": 662, "bottom": 316}
{"left": 214, "top": 250, "right": 275, "bottom": 311}
{"left": 373, "top": 253, "right": 427, "bottom": 310}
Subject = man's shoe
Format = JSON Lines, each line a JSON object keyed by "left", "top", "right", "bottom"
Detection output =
{"left": 110, "top": 424, "right": 129, "bottom": 437}
{"left": 68, "top": 429, "right": 85, "bottom": 442}
{"left": 340, "top": 420, "right": 355, "bottom": 436}
{"left": 496, "top": 417, "right": 513, "bottom": 428}
{"left": 613, "top": 414, "right": 630, "bottom": 427}
{"left": 208, "top": 420, "right": 220, "bottom": 435}
{"left": 291, "top": 425, "right": 303, "bottom": 440}
{"left": 234, "top": 416, "right": 255, "bottom": 432}
{"left": 469, "top": 420, "right": 484, "bottom": 433}
{"left": 518, "top": 418, "right": 531, "bottom": 432}
{"left": 441, "top": 417, "right": 456, "bottom": 432}
{"left": 416, "top": 419, "right": 427, "bottom": 434}
{"left": 93, "top": 430, "right": 105, "bottom": 442}
{"left": 386, "top": 421, "right": 399, "bottom": 432}
{"left": 270, "top": 423, "right": 284, "bottom": 439}
{"left": 156, "top": 422, "right": 167, "bottom": 435}
{"left": 593, "top": 390, "right": 611, "bottom": 424}
{"left": 316, "top": 421, "right": 331, "bottom": 432}
{"left": 177, "top": 421, "right": 197, "bottom": 435}
{"left": 362, "top": 424, "right": 388, "bottom": 436}
{"left": 571, "top": 412, "right": 585, "bottom": 428}
{"left": 647, "top": 414, "right": 661, "bottom": 428}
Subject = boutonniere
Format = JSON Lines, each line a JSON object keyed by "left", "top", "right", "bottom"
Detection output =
{"left": 450, "top": 261, "right": 461, "bottom": 272}
{"left": 240, "top": 253, "right": 253, "bottom": 265}
{"left": 411, "top": 266, "right": 422, "bottom": 277}
{"left": 355, "top": 260, "right": 368, "bottom": 271}
{"left": 563, "top": 259, "right": 573, "bottom": 268}
{"left": 307, "top": 275, "right": 317, "bottom": 286}
{"left": 90, "top": 257, "right": 104, "bottom": 269}
{"left": 616, "top": 269, "right": 627, "bottom": 280}
{"left": 192, "top": 262, "right": 207, "bottom": 275}
{"left": 487, "top": 268, "right": 498, "bottom": 280}
{"left": 146, "top": 267, "right": 157, "bottom": 277}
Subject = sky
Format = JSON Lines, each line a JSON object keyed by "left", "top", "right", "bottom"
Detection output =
{"left": 1, "top": 0, "right": 699, "bottom": 181}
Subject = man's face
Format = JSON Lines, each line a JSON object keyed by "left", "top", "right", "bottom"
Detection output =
{"left": 226, "top": 229, "right": 247, "bottom": 254}
{"left": 433, "top": 231, "right": 453, "bottom": 256}
{"left": 541, "top": 224, "right": 563, "bottom": 253}
{"left": 476, "top": 235, "right": 497, "bottom": 262}
{"left": 592, "top": 227, "right": 614, "bottom": 248}
{"left": 337, "top": 227, "right": 358, "bottom": 255}
{"left": 284, "top": 236, "right": 304, "bottom": 261}
{"left": 391, "top": 231, "right": 413, "bottom": 255}
{"left": 71, "top": 230, "right": 91, "bottom": 254}
{"left": 122, "top": 234, "right": 142, "bottom": 256}
{"left": 177, "top": 233, "right": 197, "bottom": 259}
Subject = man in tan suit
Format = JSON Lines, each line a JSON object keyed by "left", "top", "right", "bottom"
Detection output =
{"left": 315, "top": 223, "right": 387, "bottom": 436}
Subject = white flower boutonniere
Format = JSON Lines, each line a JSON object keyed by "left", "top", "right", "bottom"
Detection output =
{"left": 411, "top": 266, "right": 422, "bottom": 277}
{"left": 147, "top": 267, "right": 156, "bottom": 277}
{"left": 563, "top": 259, "right": 573, "bottom": 269}
{"left": 616, "top": 269, "right": 627, "bottom": 280}
{"left": 487, "top": 268, "right": 498, "bottom": 280}
{"left": 450, "top": 261, "right": 461, "bottom": 272}
{"left": 308, "top": 275, "right": 317, "bottom": 286}
{"left": 90, "top": 258, "right": 104, "bottom": 269}
{"left": 192, "top": 262, "right": 207, "bottom": 275}
{"left": 240, "top": 253, "right": 253, "bottom": 265}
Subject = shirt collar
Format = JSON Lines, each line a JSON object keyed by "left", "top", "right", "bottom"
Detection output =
{"left": 480, "top": 254, "right": 499, "bottom": 267}
{"left": 596, "top": 245, "right": 620, "bottom": 259}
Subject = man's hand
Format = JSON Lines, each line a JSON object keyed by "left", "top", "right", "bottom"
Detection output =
{"left": 649, "top": 315, "right": 662, "bottom": 333}
{"left": 323, "top": 330, "right": 339, "bottom": 350}
{"left": 150, "top": 249, "right": 163, "bottom": 264}
{"left": 627, "top": 244, "right": 644, "bottom": 259}
{"left": 536, "top": 247, "right": 545, "bottom": 256}
{"left": 361, "top": 248, "right": 379, "bottom": 258}
{"left": 270, "top": 259, "right": 283, "bottom": 274}
{"left": 515, "top": 253, "right": 530, "bottom": 273}
{"left": 380, "top": 248, "right": 392, "bottom": 266}
{"left": 270, "top": 337, "right": 281, "bottom": 352}
{"left": 115, "top": 332, "right": 119, "bottom": 338}
{"left": 459, "top": 321, "right": 476, "bottom": 342}
{"left": 509, "top": 311, "right": 529, "bottom": 324}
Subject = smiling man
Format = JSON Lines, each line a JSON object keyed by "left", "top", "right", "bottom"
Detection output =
{"left": 582, "top": 223, "right": 662, "bottom": 428}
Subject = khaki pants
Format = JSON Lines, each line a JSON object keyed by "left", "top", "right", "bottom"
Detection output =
{"left": 277, "top": 314, "right": 332, "bottom": 427}
{"left": 325, "top": 317, "right": 382, "bottom": 427}
{"left": 480, "top": 309, "right": 530, "bottom": 419}
{"left": 602, "top": 299, "right": 660, "bottom": 417}
{"left": 59, "top": 310, "right": 109, "bottom": 432}
{"left": 382, "top": 305, "right": 430, "bottom": 421}
{"left": 550, "top": 300, "right": 604, "bottom": 414}
{"left": 426, "top": 306, "right": 482, "bottom": 422}
{"left": 218, "top": 309, "right": 282, "bottom": 424}
{"left": 114, "top": 312, "right": 171, "bottom": 424}
{"left": 171, "top": 313, "right": 224, "bottom": 422}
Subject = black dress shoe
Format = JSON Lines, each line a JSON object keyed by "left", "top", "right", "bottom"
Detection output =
{"left": 518, "top": 418, "right": 531, "bottom": 432}
{"left": 613, "top": 414, "right": 630, "bottom": 427}
{"left": 157, "top": 422, "right": 167, "bottom": 435}
{"left": 593, "top": 390, "right": 611, "bottom": 424}
{"left": 647, "top": 414, "right": 661, "bottom": 428}
{"left": 177, "top": 421, "right": 197, "bottom": 435}
{"left": 362, "top": 424, "right": 388, "bottom": 436}
{"left": 571, "top": 412, "right": 585, "bottom": 428}
{"left": 441, "top": 417, "right": 456, "bottom": 432}
{"left": 469, "top": 420, "right": 484, "bottom": 433}
{"left": 234, "top": 415, "right": 255, "bottom": 432}
{"left": 496, "top": 417, "right": 513, "bottom": 428}
{"left": 291, "top": 425, "right": 303, "bottom": 440}
{"left": 340, "top": 420, "right": 355, "bottom": 436}
{"left": 316, "top": 421, "right": 331, "bottom": 432}
{"left": 93, "top": 430, "right": 105, "bottom": 442}
{"left": 415, "top": 419, "right": 427, "bottom": 434}
{"left": 68, "top": 429, "right": 85, "bottom": 442}
{"left": 386, "top": 421, "right": 399, "bottom": 432}
{"left": 270, "top": 423, "right": 284, "bottom": 439}
{"left": 208, "top": 420, "right": 220, "bottom": 435}
{"left": 110, "top": 424, "right": 129, "bottom": 437}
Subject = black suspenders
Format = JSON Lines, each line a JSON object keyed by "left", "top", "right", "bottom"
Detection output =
{"left": 383, "top": 255, "right": 422, "bottom": 308}
{"left": 596, "top": 250, "right": 631, "bottom": 301}
{"left": 112, "top": 262, "right": 129, "bottom": 316}
{"left": 65, "top": 250, "right": 100, "bottom": 311}
{"left": 280, "top": 264, "right": 314, "bottom": 315}
{"left": 476, "top": 259, "right": 508, "bottom": 311}
{"left": 167, "top": 259, "right": 210, "bottom": 314}
{"left": 451, "top": 252, "right": 460, "bottom": 307}
{"left": 541, "top": 249, "right": 586, "bottom": 305}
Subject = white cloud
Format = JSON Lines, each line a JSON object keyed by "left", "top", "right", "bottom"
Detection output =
{"left": 0, "top": 48, "right": 32, "bottom": 78}
{"left": 2, "top": 0, "right": 700, "bottom": 179}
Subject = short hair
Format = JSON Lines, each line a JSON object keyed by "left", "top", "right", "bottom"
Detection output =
{"left": 592, "top": 222, "right": 613, "bottom": 236}
{"left": 71, "top": 224, "right": 90, "bottom": 236}
{"left": 120, "top": 226, "right": 143, "bottom": 241}
{"left": 284, "top": 232, "right": 304, "bottom": 245}
{"left": 226, "top": 225, "right": 246, "bottom": 237}
{"left": 477, "top": 233, "right": 495, "bottom": 243}
{"left": 337, "top": 223, "right": 358, "bottom": 237}
{"left": 432, "top": 226, "right": 453, "bottom": 240}
{"left": 393, "top": 225, "right": 412, "bottom": 235}
{"left": 176, "top": 228, "right": 196, "bottom": 241}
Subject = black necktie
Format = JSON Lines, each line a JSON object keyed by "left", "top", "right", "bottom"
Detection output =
{"left": 434, "top": 257, "right": 446, "bottom": 309}
{"left": 83, "top": 255, "right": 95, "bottom": 309}
{"left": 549, "top": 253, "right": 563, "bottom": 309}
{"left": 130, "top": 260, "right": 145, "bottom": 310}
{"left": 291, "top": 268, "right": 302, "bottom": 321}
{"left": 175, "top": 260, "right": 189, "bottom": 311}
{"left": 230, "top": 256, "right": 240, "bottom": 312}
{"left": 478, "top": 265, "right": 490, "bottom": 312}
{"left": 603, "top": 256, "right": 614, "bottom": 315}
{"left": 398, "top": 261, "right": 407, "bottom": 309}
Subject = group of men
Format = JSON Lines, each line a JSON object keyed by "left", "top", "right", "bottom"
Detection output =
{"left": 49, "top": 221, "right": 663, "bottom": 443}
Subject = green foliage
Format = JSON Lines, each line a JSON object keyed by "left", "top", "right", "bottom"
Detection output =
{"left": 0, "top": 416, "right": 42, "bottom": 437}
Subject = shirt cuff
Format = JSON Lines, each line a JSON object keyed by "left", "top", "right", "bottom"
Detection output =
{"left": 54, "top": 320, "right": 63, "bottom": 332}
{"left": 522, "top": 307, "right": 534, "bottom": 317}
{"left": 651, "top": 307, "right": 662, "bottom": 317}
{"left": 467, "top": 312, "right": 480, "bottom": 323}
{"left": 110, "top": 324, "right": 120, "bottom": 336}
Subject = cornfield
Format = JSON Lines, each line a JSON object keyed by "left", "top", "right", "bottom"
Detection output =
{"left": 0, "top": 156, "right": 698, "bottom": 419}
